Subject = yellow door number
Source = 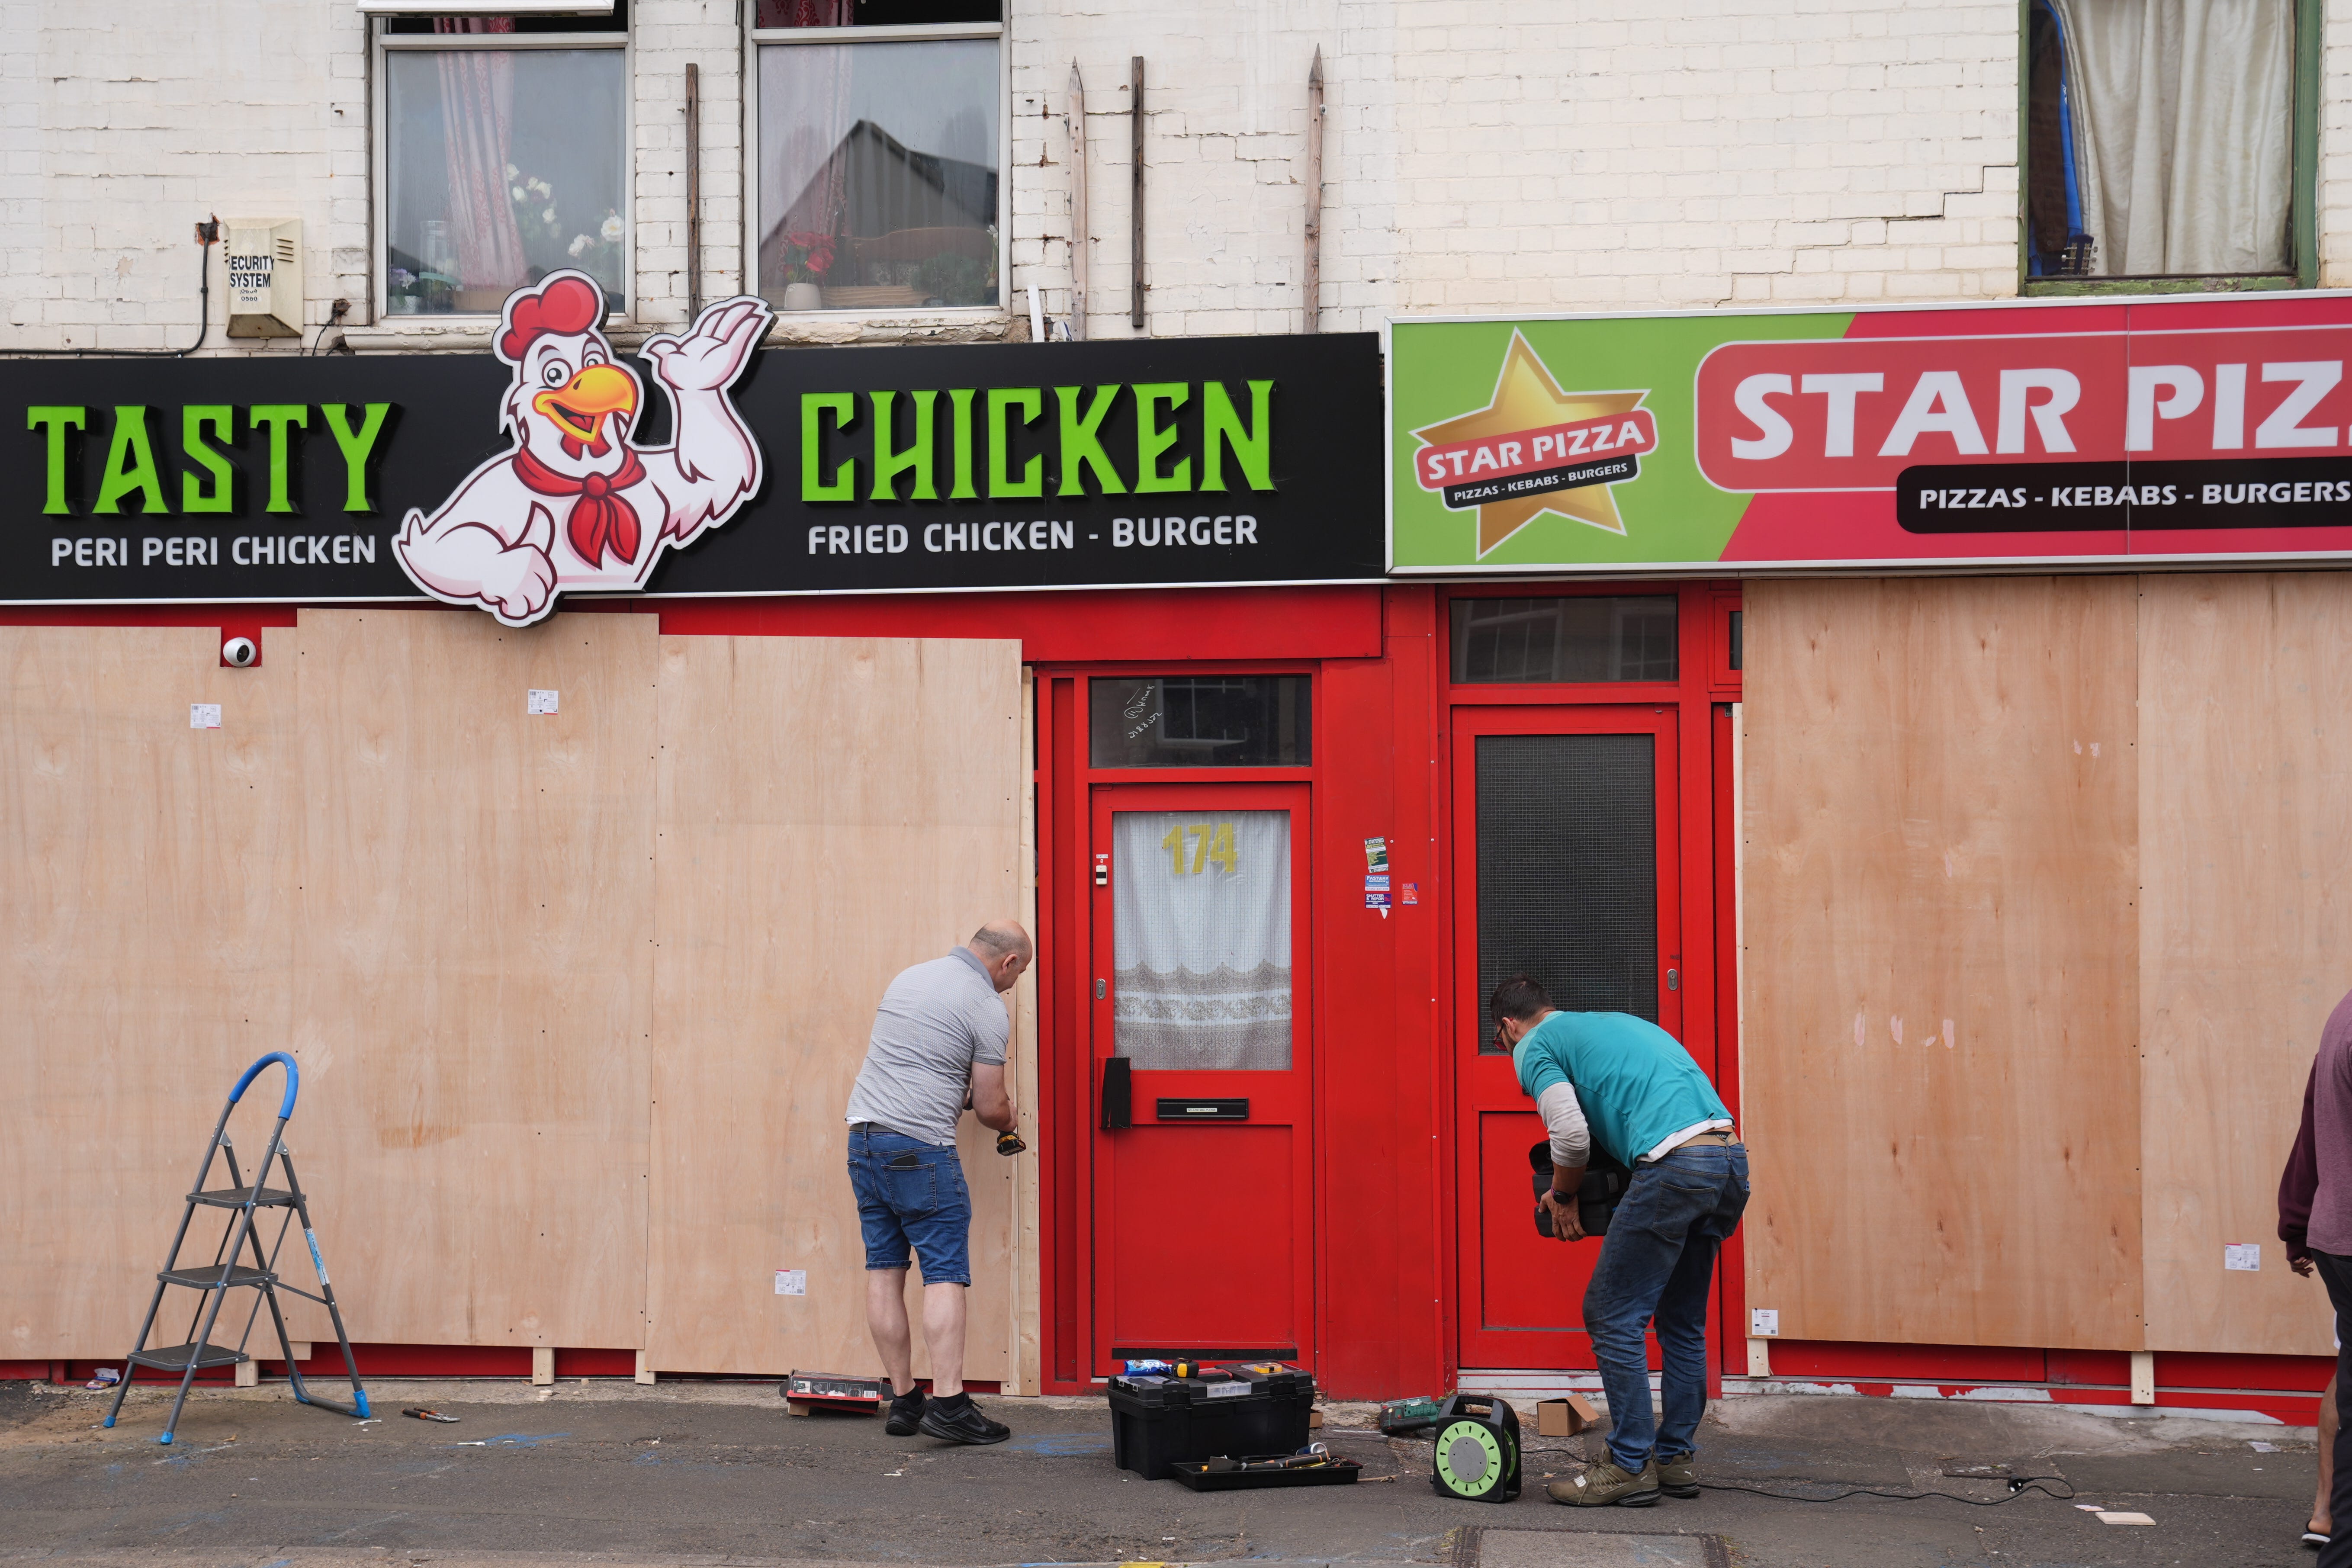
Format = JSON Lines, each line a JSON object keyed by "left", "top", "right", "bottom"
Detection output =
{"left": 1160, "top": 821, "right": 1238, "bottom": 875}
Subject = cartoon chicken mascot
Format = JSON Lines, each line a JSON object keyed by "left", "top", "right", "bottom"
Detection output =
{"left": 395, "top": 271, "right": 774, "bottom": 626}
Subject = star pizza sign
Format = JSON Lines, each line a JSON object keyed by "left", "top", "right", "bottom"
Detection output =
{"left": 1411, "top": 331, "right": 1658, "bottom": 556}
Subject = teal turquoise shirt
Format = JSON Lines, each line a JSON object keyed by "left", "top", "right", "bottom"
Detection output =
{"left": 1511, "top": 1011, "right": 1730, "bottom": 1166}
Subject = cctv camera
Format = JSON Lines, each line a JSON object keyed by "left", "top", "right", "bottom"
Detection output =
{"left": 222, "top": 636, "right": 258, "bottom": 668}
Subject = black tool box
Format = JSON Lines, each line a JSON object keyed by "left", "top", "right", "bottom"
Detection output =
{"left": 1107, "top": 1363, "right": 1317, "bottom": 1481}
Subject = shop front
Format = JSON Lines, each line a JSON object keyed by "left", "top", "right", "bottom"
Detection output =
{"left": 8, "top": 285, "right": 2352, "bottom": 1416}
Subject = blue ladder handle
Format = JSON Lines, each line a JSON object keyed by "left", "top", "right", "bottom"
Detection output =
{"left": 229, "top": 1052, "right": 299, "bottom": 1120}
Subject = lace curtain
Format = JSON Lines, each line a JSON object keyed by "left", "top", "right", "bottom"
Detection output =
{"left": 1112, "top": 810, "right": 1293, "bottom": 1071}
{"left": 2050, "top": 0, "right": 2293, "bottom": 275}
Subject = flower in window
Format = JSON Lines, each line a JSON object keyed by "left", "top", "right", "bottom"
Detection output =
{"left": 600, "top": 213, "right": 625, "bottom": 244}
{"left": 776, "top": 231, "right": 836, "bottom": 285}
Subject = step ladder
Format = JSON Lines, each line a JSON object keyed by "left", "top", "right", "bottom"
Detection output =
{"left": 103, "top": 1051, "right": 371, "bottom": 1444}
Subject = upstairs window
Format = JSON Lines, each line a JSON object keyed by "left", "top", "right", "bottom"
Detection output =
{"left": 752, "top": 1, "right": 1004, "bottom": 314}
{"left": 2024, "top": 0, "right": 2304, "bottom": 283}
{"left": 377, "top": 5, "right": 630, "bottom": 317}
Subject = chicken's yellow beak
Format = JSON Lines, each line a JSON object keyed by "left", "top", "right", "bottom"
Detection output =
{"left": 531, "top": 363, "right": 638, "bottom": 453}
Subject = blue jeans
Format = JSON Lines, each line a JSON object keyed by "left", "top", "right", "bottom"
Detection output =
{"left": 1582, "top": 1142, "right": 1750, "bottom": 1472}
{"left": 847, "top": 1125, "right": 973, "bottom": 1286}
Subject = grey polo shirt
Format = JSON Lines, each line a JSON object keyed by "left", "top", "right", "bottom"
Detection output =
{"left": 843, "top": 948, "right": 1011, "bottom": 1147}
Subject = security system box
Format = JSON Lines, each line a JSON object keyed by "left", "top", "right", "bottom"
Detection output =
{"left": 225, "top": 219, "right": 302, "bottom": 337}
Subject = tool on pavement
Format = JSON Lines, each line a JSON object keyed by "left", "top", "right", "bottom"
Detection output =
{"left": 104, "top": 1052, "right": 370, "bottom": 1445}
{"left": 1429, "top": 1392, "right": 1522, "bottom": 1504}
{"left": 781, "top": 1369, "right": 887, "bottom": 1417}
{"left": 402, "top": 1407, "right": 460, "bottom": 1423}
{"left": 1376, "top": 1394, "right": 1444, "bottom": 1436}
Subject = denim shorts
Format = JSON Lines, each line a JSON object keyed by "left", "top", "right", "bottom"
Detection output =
{"left": 847, "top": 1124, "right": 973, "bottom": 1286}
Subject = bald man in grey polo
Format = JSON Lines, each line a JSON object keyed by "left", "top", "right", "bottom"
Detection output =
{"left": 845, "top": 923, "right": 1028, "bottom": 1446}
{"left": 844, "top": 945, "right": 1010, "bottom": 1147}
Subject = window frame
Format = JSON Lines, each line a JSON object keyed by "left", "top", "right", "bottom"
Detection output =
{"left": 2016, "top": 0, "right": 2320, "bottom": 296}
{"left": 371, "top": 16, "right": 636, "bottom": 325}
{"left": 743, "top": 13, "right": 1012, "bottom": 322}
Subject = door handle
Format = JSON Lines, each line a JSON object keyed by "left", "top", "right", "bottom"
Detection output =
{"left": 1100, "top": 1057, "right": 1133, "bottom": 1131}
{"left": 1666, "top": 968, "right": 1680, "bottom": 992}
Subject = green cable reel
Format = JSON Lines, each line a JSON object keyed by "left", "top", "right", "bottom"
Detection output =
{"left": 1428, "top": 1392, "right": 1521, "bottom": 1503}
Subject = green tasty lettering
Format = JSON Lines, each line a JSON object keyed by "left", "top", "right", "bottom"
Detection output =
{"left": 27, "top": 406, "right": 87, "bottom": 514}
{"left": 95, "top": 406, "right": 168, "bottom": 515}
{"left": 322, "top": 403, "right": 391, "bottom": 513}
{"left": 181, "top": 405, "right": 236, "bottom": 514}
{"left": 247, "top": 405, "right": 308, "bottom": 514}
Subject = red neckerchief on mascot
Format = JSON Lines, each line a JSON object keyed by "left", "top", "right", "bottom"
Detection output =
{"left": 511, "top": 444, "right": 649, "bottom": 569}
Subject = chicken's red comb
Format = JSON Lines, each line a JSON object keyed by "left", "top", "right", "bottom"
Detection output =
{"left": 498, "top": 274, "right": 604, "bottom": 362}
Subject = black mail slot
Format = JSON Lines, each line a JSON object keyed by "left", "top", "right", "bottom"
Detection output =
{"left": 1155, "top": 1098, "right": 1249, "bottom": 1121}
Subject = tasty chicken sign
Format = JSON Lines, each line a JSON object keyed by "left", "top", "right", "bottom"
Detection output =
{"left": 2, "top": 317, "right": 1384, "bottom": 606}
{"left": 1389, "top": 295, "right": 2352, "bottom": 572}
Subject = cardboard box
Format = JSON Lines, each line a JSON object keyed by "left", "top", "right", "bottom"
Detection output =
{"left": 1536, "top": 1394, "right": 1599, "bottom": 1437}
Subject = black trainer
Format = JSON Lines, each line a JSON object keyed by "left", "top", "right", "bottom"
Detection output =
{"left": 883, "top": 1388, "right": 926, "bottom": 1437}
{"left": 917, "top": 1392, "right": 1010, "bottom": 1445}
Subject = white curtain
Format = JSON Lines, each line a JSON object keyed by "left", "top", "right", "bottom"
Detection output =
{"left": 1112, "top": 810, "right": 1292, "bottom": 1071}
{"left": 2051, "top": 0, "right": 2293, "bottom": 275}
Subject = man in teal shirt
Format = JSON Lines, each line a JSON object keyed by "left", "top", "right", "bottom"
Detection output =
{"left": 1493, "top": 975, "right": 1748, "bottom": 1509}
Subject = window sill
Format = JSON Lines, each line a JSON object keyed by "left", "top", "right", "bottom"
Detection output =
{"left": 2021, "top": 275, "right": 2304, "bottom": 297}
{"left": 343, "top": 311, "right": 1023, "bottom": 354}
{"left": 761, "top": 310, "right": 1022, "bottom": 347}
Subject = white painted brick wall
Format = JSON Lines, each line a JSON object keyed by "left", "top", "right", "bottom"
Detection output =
{"left": 0, "top": 0, "right": 2340, "bottom": 354}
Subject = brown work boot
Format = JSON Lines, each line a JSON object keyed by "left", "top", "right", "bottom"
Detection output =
{"left": 1546, "top": 1456, "right": 1661, "bottom": 1507}
{"left": 1657, "top": 1453, "right": 1698, "bottom": 1498}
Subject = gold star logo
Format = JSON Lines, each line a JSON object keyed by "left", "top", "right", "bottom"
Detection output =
{"left": 1413, "top": 331, "right": 1649, "bottom": 556}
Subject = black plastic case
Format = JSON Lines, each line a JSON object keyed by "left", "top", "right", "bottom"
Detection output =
{"left": 1106, "top": 1364, "right": 1317, "bottom": 1480}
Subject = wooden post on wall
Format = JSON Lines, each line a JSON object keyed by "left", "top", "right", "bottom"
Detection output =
{"left": 1130, "top": 56, "right": 1146, "bottom": 332}
{"left": 684, "top": 64, "right": 702, "bottom": 320}
{"left": 1067, "top": 62, "right": 1088, "bottom": 341}
{"left": 1303, "top": 47, "right": 1324, "bottom": 335}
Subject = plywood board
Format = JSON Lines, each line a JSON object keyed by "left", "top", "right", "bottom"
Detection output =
{"left": 2140, "top": 574, "right": 2347, "bottom": 1356}
{"left": 0, "top": 627, "right": 297, "bottom": 1357}
{"left": 1742, "top": 578, "right": 2143, "bottom": 1350}
{"left": 1008, "top": 669, "right": 1043, "bottom": 1394}
{"left": 646, "top": 636, "right": 1024, "bottom": 1376}
{"left": 283, "top": 610, "right": 657, "bottom": 1350}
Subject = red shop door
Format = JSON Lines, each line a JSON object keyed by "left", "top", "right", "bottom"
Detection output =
{"left": 1089, "top": 782, "right": 1315, "bottom": 1374}
{"left": 1453, "top": 706, "right": 1681, "bottom": 1370}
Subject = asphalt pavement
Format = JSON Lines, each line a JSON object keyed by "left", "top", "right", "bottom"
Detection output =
{"left": 0, "top": 1378, "right": 2328, "bottom": 1567}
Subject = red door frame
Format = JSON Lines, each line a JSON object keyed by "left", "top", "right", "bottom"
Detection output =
{"left": 1034, "top": 588, "right": 1742, "bottom": 1396}
{"left": 1086, "top": 780, "right": 1317, "bottom": 1373}
{"left": 1447, "top": 703, "right": 1682, "bottom": 1369}
{"left": 1035, "top": 666, "right": 1322, "bottom": 1391}
{"left": 1434, "top": 582, "right": 1741, "bottom": 1390}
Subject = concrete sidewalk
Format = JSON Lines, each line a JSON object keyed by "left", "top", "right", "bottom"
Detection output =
{"left": 0, "top": 1378, "right": 2324, "bottom": 1567}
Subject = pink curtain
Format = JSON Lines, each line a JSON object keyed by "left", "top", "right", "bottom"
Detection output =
{"left": 434, "top": 19, "right": 528, "bottom": 292}
{"left": 756, "top": 0, "right": 852, "bottom": 26}
{"left": 759, "top": 40, "right": 858, "bottom": 285}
